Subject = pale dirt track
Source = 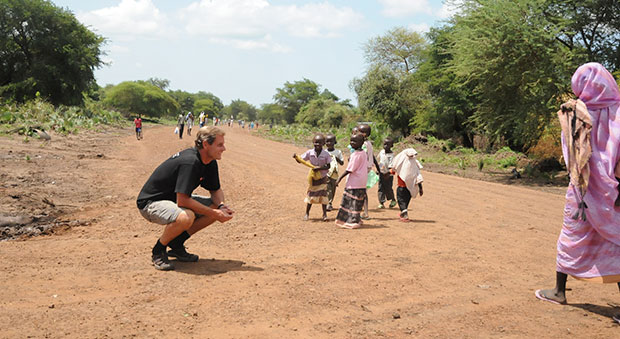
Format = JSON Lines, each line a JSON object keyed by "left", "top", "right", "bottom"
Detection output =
{"left": 1, "top": 125, "right": 619, "bottom": 338}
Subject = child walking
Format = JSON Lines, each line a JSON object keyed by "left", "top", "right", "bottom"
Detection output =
{"left": 293, "top": 134, "right": 332, "bottom": 221}
{"left": 377, "top": 137, "right": 397, "bottom": 208}
{"left": 390, "top": 148, "right": 424, "bottom": 222}
{"left": 357, "top": 124, "right": 380, "bottom": 219}
{"left": 335, "top": 133, "right": 368, "bottom": 229}
{"left": 325, "top": 134, "right": 344, "bottom": 211}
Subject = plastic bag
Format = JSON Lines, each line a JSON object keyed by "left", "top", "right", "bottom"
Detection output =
{"left": 174, "top": 126, "right": 179, "bottom": 134}
{"left": 366, "top": 170, "right": 379, "bottom": 189}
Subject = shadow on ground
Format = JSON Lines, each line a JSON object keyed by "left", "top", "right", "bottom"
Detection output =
{"left": 569, "top": 303, "right": 620, "bottom": 324}
{"left": 173, "top": 259, "right": 264, "bottom": 276}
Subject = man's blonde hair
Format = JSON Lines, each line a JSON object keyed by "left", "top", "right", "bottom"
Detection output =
{"left": 195, "top": 126, "right": 225, "bottom": 149}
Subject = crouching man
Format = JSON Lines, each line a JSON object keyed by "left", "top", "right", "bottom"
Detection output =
{"left": 137, "top": 126, "right": 234, "bottom": 270}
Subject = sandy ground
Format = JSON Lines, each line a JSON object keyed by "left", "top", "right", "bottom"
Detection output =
{"left": 0, "top": 125, "right": 619, "bottom": 338}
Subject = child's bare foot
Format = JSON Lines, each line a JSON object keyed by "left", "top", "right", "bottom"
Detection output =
{"left": 535, "top": 288, "right": 567, "bottom": 305}
{"left": 303, "top": 215, "right": 309, "bottom": 221}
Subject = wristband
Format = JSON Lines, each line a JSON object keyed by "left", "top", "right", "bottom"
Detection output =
{"left": 217, "top": 203, "right": 225, "bottom": 209}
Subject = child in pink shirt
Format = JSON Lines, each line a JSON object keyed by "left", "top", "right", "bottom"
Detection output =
{"left": 335, "top": 133, "right": 368, "bottom": 229}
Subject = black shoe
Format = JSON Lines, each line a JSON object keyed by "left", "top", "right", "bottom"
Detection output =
{"left": 168, "top": 247, "right": 199, "bottom": 262}
{"left": 152, "top": 252, "right": 174, "bottom": 271}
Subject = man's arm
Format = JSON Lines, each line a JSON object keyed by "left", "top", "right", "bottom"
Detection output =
{"left": 177, "top": 192, "right": 232, "bottom": 222}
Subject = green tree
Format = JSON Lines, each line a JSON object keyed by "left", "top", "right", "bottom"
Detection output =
{"left": 104, "top": 81, "right": 179, "bottom": 118}
{"left": 146, "top": 77, "right": 170, "bottom": 91}
{"left": 258, "top": 103, "right": 284, "bottom": 124}
{"left": 363, "top": 26, "right": 427, "bottom": 74}
{"left": 352, "top": 66, "right": 430, "bottom": 135}
{"left": 448, "top": 0, "right": 576, "bottom": 150}
{"left": 544, "top": 0, "right": 620, "bottom": 71}
{"left": 295, "top": 98, "right": 351, "bottom": 127}
{"left": 0, "top": 0, "right": 105, "bottom": 105}
{"left": 415, "top": 25, "right": 477, "bottom": 145}
{"left": 192, "top": 92, "right": 223, "bottom": 118}
{"left": 273, "top": 79, "right": 320, "bottom": 124}
{"left": 168, "top": 90, "right": 195, "bottom": 113}
{"left": 223, "top": 99, "right": 257, "bottom": 121}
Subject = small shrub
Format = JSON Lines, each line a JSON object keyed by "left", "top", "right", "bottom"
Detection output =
{"left": 497, "top": 155, "right": 518, "bottom": 168}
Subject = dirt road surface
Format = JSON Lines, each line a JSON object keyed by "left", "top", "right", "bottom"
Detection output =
{"left": 1, "top": 125, "right": 618, "bottom": 338}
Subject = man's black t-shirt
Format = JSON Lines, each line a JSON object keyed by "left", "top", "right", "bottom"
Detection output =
{"left": 136, "top": 148, "right": 220, "bottom": 209}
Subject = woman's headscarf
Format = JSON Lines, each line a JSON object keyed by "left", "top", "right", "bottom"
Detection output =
{"left": 565, "top": 62, "right": 620, "bottom": 245}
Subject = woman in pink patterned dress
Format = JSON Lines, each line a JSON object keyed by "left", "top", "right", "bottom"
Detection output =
{"left": 535, "top": 63, "right": 620, "bottom": 316}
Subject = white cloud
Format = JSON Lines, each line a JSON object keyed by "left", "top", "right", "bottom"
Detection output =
{"left": 75, "top": 0, "right": 363, "bottom": 51}
{"left": 378, "top": 0, "right": 432, "bottom": 17}
{"left": 210, "top": 35, "right": 292, "bottom": 53}
{"left": 77, "top": 0, "right": 172, "bottom": 40}
{"left": 179, "top": 0, "right": 363, "bottom": 40}
{"left": 408, "top": 23, "right": 430, "bottom": 33}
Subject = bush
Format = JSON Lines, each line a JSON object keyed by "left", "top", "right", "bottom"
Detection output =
{"left": 0, "top": 98, "right": 124, "bottom": 136}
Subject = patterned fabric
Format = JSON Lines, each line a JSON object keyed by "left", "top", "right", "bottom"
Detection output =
{"left": 557, "top": 99, "right": 591, "bottom": 220}
{"left": 556, "top": 62, "right": 620, "bottom": 282}
{"left": 335, "top": 188, "right": 366, "bottom": 229}
{"left": 305, "top": 178, "right": 329, "bottom": 205}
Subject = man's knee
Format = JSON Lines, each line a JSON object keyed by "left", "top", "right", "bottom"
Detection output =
{"left": 175, "top": 210, "right": 196, "bottom": 229}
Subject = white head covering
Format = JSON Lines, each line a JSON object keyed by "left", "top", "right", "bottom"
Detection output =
{"left": 391, "top": 148, "right": 424, "bottom": 197}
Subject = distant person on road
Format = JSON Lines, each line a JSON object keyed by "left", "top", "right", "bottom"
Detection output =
{"left": 377, "top": 137, "right": 397, "bottom": 209}
{"left": 134, "top": 116, "right": 142, "bottom": 140}
{"left": 177, "top": 113, "right": 185, "bottom": 139}
{"left": 293, "top": 134, "right": 331, "bottom": 221}
{"left": 199, "top": 111, "right": 205, "bottom": 128}
{"left": 535, "top": 62, "right": 620, "bottom": 311}
{"left": 137, "top": 126, "right": 234, "bottom": 271}
{"left": 186, "top": 112, "right": 194, "bottom": 136}
{"left": 334, "top": 133, "right": 368, "bottom": 229}
{"left": 390, "top": 148, "right": 424, "bottom": 222}
{"left": 325, "top": 133, "right": 344, "bottom": 211}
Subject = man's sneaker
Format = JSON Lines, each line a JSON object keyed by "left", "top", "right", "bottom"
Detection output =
{"left": 389, "top": 200, "right": 397, "bottom": 208}
{"left": 168, "top": 247, "right": 199, "bottom": 262}
{"left": 152, "top": 252, "right": 174, "bottom": 271}
{"left": 377, "top": 204, "right": 385, "bottom": 209}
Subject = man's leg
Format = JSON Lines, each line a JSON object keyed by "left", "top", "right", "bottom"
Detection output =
{"left": 166, "top": 214, "right": 217, "bottom": 262}
{"left": 150, "top": 209, "right": 195, "bottom": 270}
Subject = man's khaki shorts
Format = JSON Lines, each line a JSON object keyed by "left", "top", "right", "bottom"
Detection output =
{"left": 139, "top": 195, "right": 212, "bottom": 225}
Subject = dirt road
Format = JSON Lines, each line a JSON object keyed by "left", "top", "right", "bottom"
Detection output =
{"left": 1, "top": 125, "right": 618, "bottom": 338}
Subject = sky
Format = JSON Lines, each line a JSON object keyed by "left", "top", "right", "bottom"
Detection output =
{"left": 51, "top": 0, "right": 458, "bottom": 107}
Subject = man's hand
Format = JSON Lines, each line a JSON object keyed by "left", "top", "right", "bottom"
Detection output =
{"left": 218, "top": 203, "right": 235, "bottom": 216}
{"left": 213, "top": 208, "right": 233, "bottom": 222}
